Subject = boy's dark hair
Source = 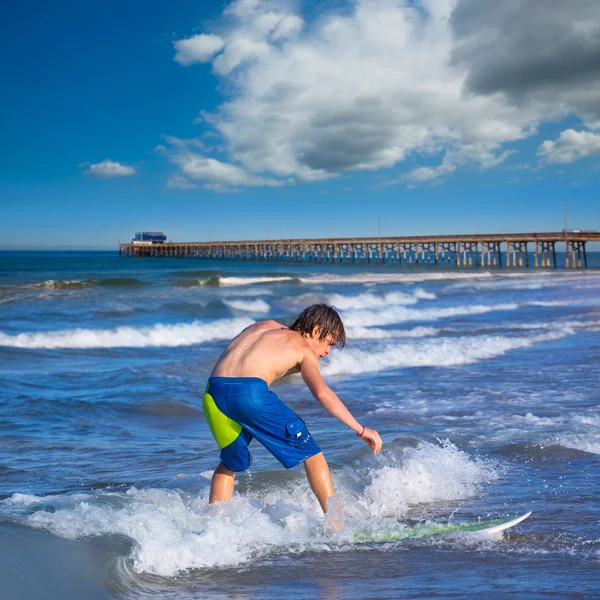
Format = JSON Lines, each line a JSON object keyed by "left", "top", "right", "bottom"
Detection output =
{"left": 290, "top": 304, "right": 346, "bottom": 349}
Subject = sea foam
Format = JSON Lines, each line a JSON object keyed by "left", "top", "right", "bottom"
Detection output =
{"left": 341, "top": 303, "right": 519, "bottom": 327}
{"left": 224, "top": 299, "right": 271, "bottom": 313}
{"left": 346, "top": 325, "right": 440, "bottom": 339}
{"left": 300, "top": 272, "right": 494, "bottom": 285}
{"left": 322, "top": 328, "right": 573, "bottom": 375}
{"left": 0, "top": 317, "right": 254, "bottom": 349}
{"left": 547, "top": 433, "right": 600, "bottom": 455}
{"left": 361, "top": 441, "right": 499, "bottom": 517}
{"left": 215, "top": 276, "right": 295, "bottom": 286}
{"left": 0, "top": 440, "right": 499, "bottom": 576}
{"left": 326, "top": 289, "right": 436, "bottom": 310}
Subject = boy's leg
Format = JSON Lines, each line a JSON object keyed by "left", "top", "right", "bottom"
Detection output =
{"left": 209, "top": 462, "right": 236, "bottom": 503}
{"left": 304, "top": 452, "right": 335, "bottom": 513}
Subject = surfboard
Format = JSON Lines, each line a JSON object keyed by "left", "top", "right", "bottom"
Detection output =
{"left": 354, "top": 511, "right": 532, "bottom": 543}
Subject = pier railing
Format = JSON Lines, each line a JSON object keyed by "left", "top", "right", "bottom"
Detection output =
{"left": 119, "top": 231, "right": 600, "bottom": 268}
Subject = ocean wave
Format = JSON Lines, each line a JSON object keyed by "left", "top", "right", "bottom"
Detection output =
{"left": 205, "top": 276, "right": 297, "bottom": 287}
{"left": 0, "top": 318, "right": 254, "bottom": 349}
{"left": 322, "top": 328, "right": 573, "bottom": 375}
{"left": 327, "top": 288, "right": 436, "bottom": 310}
{"left": 361, "top": 441, "right": 498, "bottom": 517}
{"left": 224, "top": 299, "right": 271, "bottom": 313}
{"left": 448, "top": 271, "right": 600, "bottom": 291}
{"left": 33, "top": 279, "right": 95, "bottom": 289}
{"left": 342, "top": 299, "right": 590, "bottom": 330}
{"left": 172, "top": 270, "right": 220, "bottom": 278}
{"left": 172, "top": 279, "right": 205, "bottom": 287}
{"left": 346, "top": 325, "right": 440, "bottom": 339}
{"left": 7, "top": 278, "right": 149, "bottom": 290}
{"left": 300, "top": 272, "right": 494, "bottom": 285}
{"left": 491, "top": 442, "right": 590, "bottom": 461}
{"left": 545, "top": 433, "right": 600, "bottom": 455}
{"left": 342, "top": 302, "right": 519, "bottom": 327}
{"left": 1, "top": 441, "right": 499, "bottom": 575}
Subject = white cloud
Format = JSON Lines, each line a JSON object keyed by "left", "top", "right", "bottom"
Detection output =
{"left": 168, "top": 0, "right": 600, "bottom": 190}
{"left": 537, "top": 129, "right": 600, "bottom": 164}
{"left": 404, "top": 161, "right": 456, "bottom": 183}
{"left": 451, "top": 0, "right": 600, "bottom": 129}
{"left": 166, "top": 174, "right": 199, "bottom": 190}
{"left": 83, "top": 160, "right": 135, "bottom": 178}
{"left": 174, "top": 34, "right": 225, "bottom": 66}
{"left": 212, "top": 36, "right": 271, "bottom": 75}
{"left": 163, "top": 138, "right": 285, "bottom": 190}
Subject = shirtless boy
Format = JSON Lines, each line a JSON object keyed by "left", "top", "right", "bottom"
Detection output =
{"left": 203, "top": 304, "right": 382, "bottom": 514}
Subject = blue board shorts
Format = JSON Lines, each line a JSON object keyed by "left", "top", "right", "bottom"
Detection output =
{"left": 203, "top": 377, "right": 321, "bottom": 472}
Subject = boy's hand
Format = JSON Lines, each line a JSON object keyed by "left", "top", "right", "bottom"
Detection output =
{"left": 359, "top": 427, "right": 383, "bottom": 453}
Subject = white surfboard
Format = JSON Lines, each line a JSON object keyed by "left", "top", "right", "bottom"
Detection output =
{"left": 478, "top": 510, "right": 532, "bottom": 534}
{"left": 354, "top": 511, "right": 532, "bottom": 543}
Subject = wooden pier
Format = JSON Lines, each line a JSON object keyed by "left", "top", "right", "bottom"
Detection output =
{"left": 119, "top": 231, "right": 600, "bottom": 268}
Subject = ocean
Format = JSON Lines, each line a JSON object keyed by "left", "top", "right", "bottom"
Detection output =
{"left": 1, "top": 251, "right": 599, "bottom": 599}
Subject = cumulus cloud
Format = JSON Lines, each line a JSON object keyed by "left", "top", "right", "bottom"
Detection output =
{"left": 167, "top": 0, "right": 600, "bottom": 189}
{"left": 538, "top": 129, "right": 600, "bottom": 164}
{"left": 404, "top": 160, "right": 456, "bottom": 183}
{"left": 451, "top": 0, "right": 600, "bottom": 127}
{"left": 166, "top": 174, "right": 199, "bottom": 190}
{"left": 174, "top": 34, "right": 225, "bottom": 66}
{"left": 82, "top": 160, "right": 135, "bottom": 178}
{"left": 162, "top": 137, "right": 285, "bottom": 191}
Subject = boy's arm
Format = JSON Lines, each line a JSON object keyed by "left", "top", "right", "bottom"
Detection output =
{"left": 300, "top": 352, "right": 382, "bottom": 453}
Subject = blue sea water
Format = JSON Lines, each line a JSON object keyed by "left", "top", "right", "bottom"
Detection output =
{"left": 1, "top": 251, "right": 599, "bottom": 599}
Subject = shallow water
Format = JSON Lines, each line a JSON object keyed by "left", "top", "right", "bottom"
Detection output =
{"left": 1, "top": 251, "right": 599, "bottom": 598}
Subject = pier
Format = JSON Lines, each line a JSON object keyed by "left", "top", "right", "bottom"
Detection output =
{"left": 119, "top": 231, "right": 600, "bottom": 268}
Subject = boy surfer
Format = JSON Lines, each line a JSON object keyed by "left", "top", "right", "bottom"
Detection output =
{"left": 204, "top": 304, "right": 382, "bottom": 515}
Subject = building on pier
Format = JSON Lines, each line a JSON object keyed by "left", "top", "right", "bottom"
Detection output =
{"left": 132, "top": 231, "right": 167, "bottom": 245}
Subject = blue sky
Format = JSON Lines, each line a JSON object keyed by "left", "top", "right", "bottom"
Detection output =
{"left": 1, "top": 0, "right": 599, "bottom": 250}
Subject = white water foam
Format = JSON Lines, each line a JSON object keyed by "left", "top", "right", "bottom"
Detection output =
{"left": 346, "top": 325, "right": 440, "bottom": 339}
{"left": 342, "top": 302, "right": 519, "bottom": 327}
{"left": 327, "top": 289, "right": 436, "bottom": 310}
{"left": 216, "top": 276, "right": 295, "bottom": 287}
{"left": 546, "top": 433, "right": 600, "bottom": 455}
{"left": 448, "top": 271, "right": 600, "bottom": 291}
{"left": 224, "top": 299, "right": 271, "bottom": 313}
{"left": 571, "top": 415, "right": 600, "bottom": 426}
{"left": 20, "top": 279, "right": 94, "bottom": 289}
{"left": 487, "top": 412, "right": 600, "bottom": 432}
{"left": 0, "top": 317, "right": 254, "bottom": 349}
{"left": 322, "top": 328, "right": 573, "bottom": 375}
{"left": 0, "top": 441, "right": 499, "bottom": 576}
{"left": 2, "top": 493, "right": 43, "bottom": 506}
{"left": 361, "top": 441, "right": 499, "bottom": 518}
{"left": 300, "top": 272, "right": 494, "bottom": 285}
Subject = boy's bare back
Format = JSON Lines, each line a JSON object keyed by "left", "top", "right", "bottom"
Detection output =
{"left": 211, "top": 320, "right": 310, "bottom": 385}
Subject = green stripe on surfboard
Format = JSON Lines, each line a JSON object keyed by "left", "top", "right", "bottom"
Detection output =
{"left": 354, "top": 511, "right": 532, "bottom": 543}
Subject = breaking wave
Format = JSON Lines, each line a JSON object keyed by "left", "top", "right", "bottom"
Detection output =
{"left": 32, "top": 278, "right": 147, "bottom": 289}
{"left": 545, "top": 433, "right": 600, "bottom": 455}
{"left": 0, "top": 318, "right": 254, "bottom": 349}
{"left": 0, "top": 441, "right": 499, "bottom": 576}
{"left": 342, "top": 303, "right": 519, "bottom": 327}
{"left": 361, "top": 441, "right": 499, "bottom": 517}
{"left": 322, "top": 328, "right": 573, "bottom": 375}
{"left": 300, "top": 272, "right": 494, "bottom": 285}
{"left": 204, "top": 276, "right": 297, "bottom": 287}
{"left": 346, "top": 325, "right": 440, "bottom": 339}
{"left": 224, "top": 299, "right": 271, "bottom": 313}
{"left": 327, "top": 288, "right": 436, "bottom": 310}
